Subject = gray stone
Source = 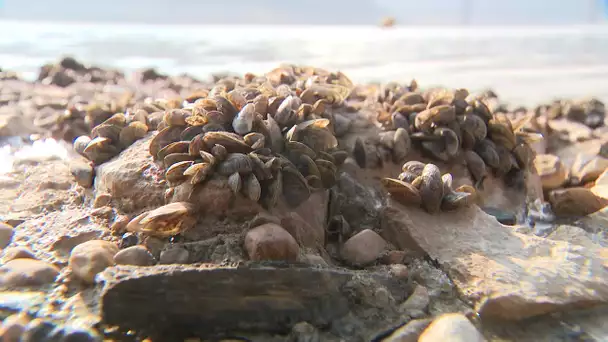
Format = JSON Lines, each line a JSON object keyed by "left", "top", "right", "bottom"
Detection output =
{"left": 69, "top": 160, "right": 94, "bottom": 188}
{"left": 114, "top": 246, "right": 155, "bottom": 266}
{"left": 382, "top": 318, "right": 433, "bottom": 342}
{"left": 159, "top": 246, "right": 190, "bottom": 264}
{"left": 399, "top": 285, "right": 430, "bottom": 318}
{"left": 0, "top": 259, "right": 59, "bottom": 288}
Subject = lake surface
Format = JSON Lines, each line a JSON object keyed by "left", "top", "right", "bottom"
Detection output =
{"left": 1, "top": 21, "right": 608, "bottom": 105}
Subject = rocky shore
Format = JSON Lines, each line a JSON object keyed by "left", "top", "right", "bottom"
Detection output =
{"left": 1, "top": 57, "right": 608, "bottom": 341}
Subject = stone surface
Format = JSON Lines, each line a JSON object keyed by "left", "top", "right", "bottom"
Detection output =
{"left": 0, "top": 259, "right": 60, "bottom": 288}
{"left": 399, "top": 285, "right": 430, "bottom": 318}
{"left": 341, "top": 229, "right": 389, "bottom": 266}
{"left": 244, "top": 223, "right": 300, "bottom": 262}
{"left": 0, "top": 222, "right": 14, "bottom": 249}
{"left": 380, "top": 201, "right": 608, "bottom": 320}
{"left": 2, "top": 246, "right": 36, "bottom": 262}
{"left": 418, "top": 313, "right": 485, "bottom": 342}
{"left": 0, "top": 313, "right": 30, "bottom": 341}
{"left": 159, "top": 246, "right": 190, "bottom": 264}
{"left": 280, "top": 212, "right": 325, "bottom": 253}
{"left": 114, "top": 245, "right": 155, "bottom": 266}
{"left": 382, "top": 318, "right": 433, "bottom": 342}
{"left": 100, "top": 263, "right": 409, "bottom": 339}
{"left": 547, "top": 225, "right": 604, "bottom": 249}
{"left": 95, "top": 134, "right": 165, "bottom": 213}
{"left": 69, "top": 240, "right": 118, "bottom": 283}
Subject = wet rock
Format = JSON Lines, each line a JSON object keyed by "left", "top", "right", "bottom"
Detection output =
{"left": 302, "top": 254, "right": 328, "bottom": 267}
{"left": 47, "top": 325, "right": 102, "bottom": 342}
{"left": 159, "top": 246, "right": 190, "bottom": 264}
{"left": 69, "top": 160, "right": 94, "bottom": 188}
{"left": 118, "top": 232, "right": 139, "bottom": 249}
{"left": 114, "top": 245, "right": 155, "bottom": 266}
{"left": 0, "top": 222, "right": 14, "bottom": 249}
{"left": 0, "top": 313, "right": 30, "bottom": 341}
{"left": 21, "top": 318, "right": 57, "bottom": 342}
{"left": 418, "top": 313, "right": 485, "bottom": 342}
{"left": 288, "top": 322, "right": 320, "bottom": 342}
{"left": 547, "top": 225, "right": 605, "bottom": 248}
{"left": 480, "top": 207, "right": 517, "bottom": 225}
{"left": 142, "top": 237, "right": 166, "bottom": 259}
{"left": 244, "top": 223, "right": 299, "bottom": 262}
{"left": 380, "top": 201, "right": 608, "bottom": 320}
{"left": 334, "top": 172, "right": 383, "bottom": 232}
{"left": 280, "top": 212, "right": 325, "bottom": 252}
{"left": 69, "top": 240, "right": 118, "bottom": 283}
{"left": 95, "top": 134, "right": 165, "bottom": 212}
{"left": 341, "top": 229, "right": 389, "bottom": 266}
{"left": 389, "top": 264, "right": 409, "bottom": 280}
{"left": 99, "top": 264, "right": 354, "bottom": 337}
{"left": 548, "top": 187, "right": 608, "bottom": 217}
{"left": 399, "top": 285, "right": 430, "bottom": 318}
{"left": 0, "top": 259, "right": 59, "bottom": 288}
{"left": 381, "top": 318, "right": 433, "bottom": 342}
{"left": 2, "top": 246, "right": 36, "bottom": 262}
{"left": 51, "top": 230, "right": 103, "bottom": 260}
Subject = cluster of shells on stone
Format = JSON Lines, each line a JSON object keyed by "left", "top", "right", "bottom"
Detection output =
{"left": 381, "top": 161, "right": 477, "bottom": 214}
{"left": 146, "top": 65, "right": 353, "bottom": 213}
{"left": 355, "top": 83, "right": 539, "bottom": 189}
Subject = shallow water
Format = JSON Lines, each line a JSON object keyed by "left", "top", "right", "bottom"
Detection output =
{"left": 1, "top": 20, "right": 608, "bottom": 105}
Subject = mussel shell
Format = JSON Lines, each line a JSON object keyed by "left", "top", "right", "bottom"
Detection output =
{"left": 401, "top": 160, "right": 426, "bottom": 176}
{"left": 441, "top": 191, "right": 474, "bottom": 211}
{"left": 165, "top": 160, "right": 193, "bottom": 184}
{"left": 262, "top": 171, "right": 282, "bottom": 209}
{"left": 163, "top": 109, "right": 190, "bottom": 127}
{"left": 381, "top": 177, "right": 422, "bottom": 206}
{"left": 74, "top": 135, "right": 92, "bottom": 156}
{"left": 216, "top": 153, "right": 253, "bottom": 176}
{"left": 91, "top": 123, "right": 122, "bottom": 142}
{"left": 119, "top": 121, "right": 148, "bottom": 149}
{"left": 150, "top": 126, "right": 183, "bottom": 160}
{"left": 464, "top": 150, "right": 487, "bottom": 188}
{"left": 419, "top": 163, "right": 444, "bottom": 214}
{"left": 474, "top": 139, "right": 500, "bottom": 169}
{"left": 414, "top": 105, "right": 456, "bottom": 132}
{"left": 228, "top": 172, "right": 242, "bottom": 194}
{"left": 203, "top": 131, "right": 252, "bottom": 154}
{"left": 232, "top": 103, "right": 256, "bottom": 135}
{"left": 243, "top": 174, "right": 262, "bottom": 202}
{"left": 164, "top": 153, "right": 195, "bottom": 169}
{"left": 315, "top": 159, "right": 338, "bottom": 188}
{"left": 398, "top": 171, "right": 418, "bottom": 183}
{"left": 158, "top": 141, "right": 190, "bottom": 162}
{"left": 392, "top": 128, "right": 412, "bottom": 162}
{"left": 281, "top": 166, "right": 311, "bottom": 208}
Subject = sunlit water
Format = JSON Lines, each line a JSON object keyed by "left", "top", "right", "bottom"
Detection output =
{"left": 1, "top": 21, "right": 608, "bottom": 174}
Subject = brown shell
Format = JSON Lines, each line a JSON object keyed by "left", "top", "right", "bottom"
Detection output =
{"left": 216, "top": 153, "right": 253, "bottom": 176}
{"left": 441, "top": 191, "right": 474, "bottom": 211}
{"left": 393, "top": 128, "right": 411, "bottom": 162}
{"left": 548, "top": 187, "right": 608, "bottom": 217}
{"left": 165, "top": 160, "right": 193, "bottom": 184}
{"left": 381, "top": 177, "right": 422, "bottom": 206}
{"left": 91, "top": 123, "right": 122, "bottom": 142}
{"left": 126, "top": 202, "right": 195, "bottom": 237}
{"left": 414, "top": 105, "right": 456, "bottom": 132}
{"left": 402, "top": 160, "right": 426, "bottom": 176}
{"left": 570, "top": 155, "right": 608, "bottom": 185}
{"left": 158, "top": 141, "right": 190, "bottom": 162}
{"left": 164, "top": 153, "right": 195, "bottom": 169}
{"left": 398, "top": 171, "right": 418, "bottom": 183}
{"left": 119, "top": 121, "right": 148, "bottom": 148}
{"left": 228, "top": 172, "right": 242, "bottom": 194}
{"left": 183, "top": 162, "right": 214, "bottom": 185}
{"left": 513, "top": 143, "right": 535, "bottom": 170}
{"left": 243, "top": 174, "right": 262, "bottom": 202}
{"left": 150, "top": 126, "right": 183, "bottom": 160}
{"left": 316, "top": 159, "right": 338, "bottom": 188}
{"left": 474, "top": 139, "right": 500, "bottom": 169}
{"left": 163, "top": 109, "right": 190, "bottom": 127}
{"left": 83, "top": 137, "right": 119, "bottom": 165}
{"left": 203, "top": 131, "right": 252, "bottom": 154}
{"left": 281, "top": 166, "right": 311, "bottom": 208}
{"left": 464, "top": 151, "right": 487, "bottom": 188}
{"left": 533, "top": 154, "right": 568, "bottom": 191}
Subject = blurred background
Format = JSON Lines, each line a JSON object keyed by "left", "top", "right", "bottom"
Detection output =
{"left": 0, "top": 0, "right": 607, "bottom": 105}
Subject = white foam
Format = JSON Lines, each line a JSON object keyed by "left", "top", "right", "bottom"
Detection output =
{"left": 0, "top": 138, "right": 72, "bottom": 175}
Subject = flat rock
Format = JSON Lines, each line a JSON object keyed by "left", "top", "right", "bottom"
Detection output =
{"left": 0, "top": 259, "right": 60, "bottom": 288}
{"left": 69, "top": 240, "right": 119, "bottom": 283}
{"left": 341, "top": 229, "right": 389, "bottom": 266}
{"left": 99, "top": 263, "right": 409, "bottom": 339}
{"left": 418, "top": 313, "right": 485, "bottom": 342}
{"left": 114, "top": 245, "right": 155, "bottom": 266}
{"left": 380, "top": 201, "right": 608, "bottom": 320}
{"left": 95, "top": 133, "right": 165, "bottom": 213}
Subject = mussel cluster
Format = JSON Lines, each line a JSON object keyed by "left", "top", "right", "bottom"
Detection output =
{"left": 382, "top": 161, "right": 477, "bottom": 214}
{"left": 38, "top": 56, "right": 123, "bottom": 87}
{"left": 535, "top": 98, "right": 605, "bottom": 129}
{"left": 360, "top": 85, "right": 537, "bottom": 188}
{"left": 147, "top": 65, "right": 354, "bottom": 209}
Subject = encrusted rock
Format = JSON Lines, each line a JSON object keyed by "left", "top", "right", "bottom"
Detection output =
{"left": 69, "top": 160, "right": 95, "bottom": 188}
{"left": 341, "top": 229, "right": 389, "bottom": 266}
{"left": 0, "top": 313, "right": 30, "bottom": 341}
{"left": 114, "top": 246, "right": 155, "bottom": 266}
{"left": 399, "top": 285, "right": 430, "bottom": 318}
{"left": 418, "top": 313, "right": 485, "bottom": 342}
{"left": 69, "top": 240, "right": 118, "bottom": 283}
{"left": 244, "top": 223, "right": 299, "bottom": 262}
{"left": 0, "top": 259, "right": 60, "bottom": 288}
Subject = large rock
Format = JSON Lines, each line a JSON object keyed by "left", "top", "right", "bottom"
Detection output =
{"left": 380, "top": 201, "right": 608, "bottom": 320}
{"left": 95, "top": 133, "right": 165, "bottom": 213}
{"left": 0, "top": 259, "right": 60, "bottom": 288}
{"left": 99, "top": 263, "right": 410, "bottom": 339}
{"left": 418, "top": 313, "right": 485, "bottom": 342}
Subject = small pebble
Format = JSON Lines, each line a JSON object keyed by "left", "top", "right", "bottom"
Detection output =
{"left": 288, "top": 322, "right": 320, "bottom": 342}
{"left": 0, "top": 222, "right": 14, "bottom": 249}
{"left": 381, "top": 318, "right": 433, "bottom": 342}
{"left": 20, "top": 318, "right": 57, "bottom": 342}
{"left": 341, "top": 229, "right": 388, "bottom": 266}
{"left": 0, "top": 259, "right": 60, "bottom": 287}
{"left": 118, "top": 232, "right": 139, "bottom": 249}
{"left": 399, "top": 285, "right": 430, "bottom": 318}
{"left": 143, "top": 236, "right": 165, "bottom": 259}
{"left": 389, "top": 264, "right": 409, "bottom": 279}
{"left": 159, "top": 246, "right": 189, "bottom": 264}
{"left": 90, "top": 206, "right": 114, "bottom": 220}
{"left": 114, "top": 246, "right": 155, "bottom": 266}
{"left": 0, "top": 313, "right": 30, "bottom": 341}
{"left": 93, "top": 193, "right": 112, "bottom": 208}
{"left": 69, "top": 161, "right": 94, "bottom": 188}
{"left": 244, "top": 223, "right": 299, "bottom": 262}
{"left": 418, "top": 313, "right": 485, "bottom": 342}
{"left": 381, "top": 250, "right": 406, "bottom": 265}
{"left": 2, "top": 246, "right": 36, "bottom": 263}
{"left": 69, "top": 240, "right": 118, "bottom": 283}
{"left": 111, "top": 215, "right": 131, "bottom": 234}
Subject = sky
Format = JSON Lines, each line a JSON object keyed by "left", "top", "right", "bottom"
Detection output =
{"left": 0, "top": 0, "right": 606, "bottom": 25}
